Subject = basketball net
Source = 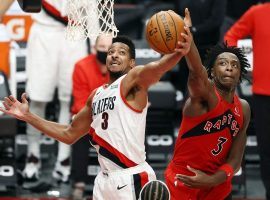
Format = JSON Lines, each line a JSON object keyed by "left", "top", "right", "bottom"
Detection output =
{"left": 66, "top": 0, "right": 118, "bottom": 41}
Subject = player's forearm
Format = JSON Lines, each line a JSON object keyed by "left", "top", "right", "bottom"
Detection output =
{"left": 209, "top": 170, "right": 228, "bottom": 186}
{"left": 185, "top": 40, "right": 204, "bottom": 74}
{"left": 211, "top": 153, "right": 245, "bottom": 186}
{"left": 138, "top": 52, "right": 184, "bottom": 87}
{"left": 151, "top": 51, "right": 184, "bottom": 76}
{"left": 160, "top": 51, "right": 184, "bottom": 71}
{"left": 23, "top": 112, "right": 73, "bottom": 144}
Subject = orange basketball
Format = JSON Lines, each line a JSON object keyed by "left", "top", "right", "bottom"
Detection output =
{"left": 145, "top": 10, "right": 185, "bottom": 54}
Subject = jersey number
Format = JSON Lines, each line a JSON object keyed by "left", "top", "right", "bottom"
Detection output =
{"left": 211, "top": 137, "right": 227, "bottom": 156}
{"left": 101, "top": 112, "right": 109, "bottom": 130}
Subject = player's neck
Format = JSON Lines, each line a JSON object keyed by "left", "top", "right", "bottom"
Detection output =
{"left": 215, "top": 86, "right": 235, "bottom": 103}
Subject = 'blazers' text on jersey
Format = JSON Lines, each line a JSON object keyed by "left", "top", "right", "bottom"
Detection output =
{"left": 89, "top": 75, "right": 148, "bottom": 171}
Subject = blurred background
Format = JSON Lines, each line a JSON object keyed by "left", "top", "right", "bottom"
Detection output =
{"left": 0, "top": 0, "right": 266, "bottom": 199}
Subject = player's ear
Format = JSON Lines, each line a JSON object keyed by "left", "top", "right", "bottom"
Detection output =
{"left": 130, "top": 59, "right": 135, "bottom": 69}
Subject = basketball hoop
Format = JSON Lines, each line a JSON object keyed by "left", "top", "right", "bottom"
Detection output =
{"left": 66, "top": 0, "right": 118, "bottom": 41}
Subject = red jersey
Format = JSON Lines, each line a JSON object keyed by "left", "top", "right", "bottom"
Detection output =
{"left": 165, "top": 90, "right": 244, "bottom": 199}
{"left": 224, "top": 3, "right": 270, "bottom": 95}
{"left": 172, "top": 89, "right": 243, "bottom": 175}
{"left": 71, "top": 54, "right": 109, "bottom": 114}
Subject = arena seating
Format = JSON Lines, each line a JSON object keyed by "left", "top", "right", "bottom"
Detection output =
{"left": 0, "top": 71, "right": 17, "bottom": 192}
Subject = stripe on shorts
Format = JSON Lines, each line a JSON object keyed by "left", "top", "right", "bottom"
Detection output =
{"left": 133, "top": 171, "right": 149, "bottom": 200}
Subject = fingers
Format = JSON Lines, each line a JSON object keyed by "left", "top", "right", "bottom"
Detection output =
{"left": 175, "top": 174, "right": 196, "bottom": 188}
{"left": 175, "top": 173, "right": 190, "bottom": 179}
{"left": 185, "top": 8, "right": 190, "bottom": 19}
{"left": 4, "top": 96, "right": 13, "bottom": 106}
{"left": 187, "top": 165, "right": 198, "bottom": 174}
{"left": 174, "top": 26, "right": 192, "bottom": 53}
{"left": 0, "top": 95, "right": 18, "bottom": 111}
{"left": 21, "top": 93, "right": 28, "bottom": 104}
{"left": 184, "top": 8, "right": 192, "bottom": 28}
{"left": 9, "top": 95, "right": 17, "bottom": 103}
{"left": 2, "top": 101, "right": 11, "bottom": 110}
{"left": 0, "top": 105, "right": 8, "bottom": 114}
{"left": 184, "top": 26, "right": 192, "bottom": 36}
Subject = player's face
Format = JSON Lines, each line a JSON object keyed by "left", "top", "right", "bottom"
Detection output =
{"left": 107, "top": 42, "right": 134, "bottom": 79}
{"left": 211, "top": 52, "right": 241, "bottom": 92}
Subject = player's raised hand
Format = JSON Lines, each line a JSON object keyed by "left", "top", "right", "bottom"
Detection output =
{"left": 0, "top": 93, "right": 30, "bottom": 121}
{"left": 174, "top": 26, "right": 192, "bottom": 55}
{"left": 174, "top": 8, "right": 192, "bottom": 55}
{"left": 184, "top": 8, "right": 192, "bottom": 28}
{"left": 175, "top": 165, "right": 215, "bottom": 188}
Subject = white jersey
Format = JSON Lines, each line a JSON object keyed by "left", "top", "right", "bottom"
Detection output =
{"left": 32, "top": 0, "right": 68, "bottom": 27}
{"left": 90, "top": 75, "right": 148, "bottom": 171}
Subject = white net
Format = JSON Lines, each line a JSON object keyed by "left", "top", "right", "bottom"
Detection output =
{"left": 66, "top": 0, "right": 118, "bottom": 41}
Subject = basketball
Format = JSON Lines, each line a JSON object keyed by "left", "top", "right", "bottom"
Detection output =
{"left": 145, "top": 10, "right": 185, "bottom": 54}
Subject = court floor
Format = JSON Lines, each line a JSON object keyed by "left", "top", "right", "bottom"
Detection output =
{"left": 0, "top": 158, "right": 266, "bottom": 200}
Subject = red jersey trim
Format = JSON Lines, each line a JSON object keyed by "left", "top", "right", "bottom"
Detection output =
{"left": 139, "top": 171, "right": 149, "bottom": 187}
{"left": 183, "top": 86, "right": 221, "bottom": 120}
{"left": 120, "top": 79, "right": 143, "bottom": 113}
{"left": 42, "top": 0, "right": 68, "bottom": 24}
{"left": 133, "top": 171, "right": 149, "bottom": 199}
{"left": 89, "top": 129, "right": 138, "bottom": 168}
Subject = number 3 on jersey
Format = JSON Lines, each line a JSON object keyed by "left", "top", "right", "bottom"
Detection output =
{"left": 101, "top": 112, "right": 109, "bottom": 130}
{"left": 211, "top": 137, "right": 227, "bottom": 156}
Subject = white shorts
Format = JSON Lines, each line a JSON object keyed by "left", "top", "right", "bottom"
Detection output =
{"left": 93, "top": 162, "right": 156, "bottom": 200}
{"left": 26, "top": 22, "right": 87, "bottom": 102}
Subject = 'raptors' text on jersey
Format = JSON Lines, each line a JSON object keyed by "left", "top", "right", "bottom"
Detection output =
{"left": 172, "top": 88, "right": 244, "bottom": 175}
{"left": 89, "top": 75, "right": 148, "bottom": 171}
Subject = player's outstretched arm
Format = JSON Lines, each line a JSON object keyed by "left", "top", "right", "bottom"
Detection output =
{"left": 127, "top": 26, "right": 191, "bottom": 90}
{"left": 183, "top": 8, "right": 212, "bottom": 100}
{"left": 122, "top": 10, "right": 192, "bottom": 91}
{"left": 0, "top": 93, "right": 92, "bottom": 144}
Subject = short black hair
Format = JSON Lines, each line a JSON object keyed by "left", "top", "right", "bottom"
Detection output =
{"left": 139, "top": 180, "right": 170, "bottom": 200}
{"left": 112, "top": 35, "right": 136, "bottom": 59}
{"left": 204, "top": 42, "right": 250, "bottom": 82}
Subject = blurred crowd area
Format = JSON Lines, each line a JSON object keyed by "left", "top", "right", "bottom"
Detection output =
{"left": 0, "top": 0, "right": 268, "bottom": 199}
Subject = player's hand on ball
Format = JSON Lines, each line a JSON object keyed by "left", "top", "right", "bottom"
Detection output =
{"left": 174, "top": 25, "right": 192, "bottom": 55}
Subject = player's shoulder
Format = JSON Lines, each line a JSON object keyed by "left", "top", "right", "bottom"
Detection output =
{"left": 239, "top": 98, "right": 249, "bottom": 107}
{"left": 239, "top": 98, "right": 251, "bottom": 116}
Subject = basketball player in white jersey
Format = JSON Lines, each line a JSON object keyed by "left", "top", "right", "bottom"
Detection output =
{"left": 1, "top": 0, "right": 92, "bottom": 182}
{"left": 0, "top": 29, "right": 192, "bottom": 199}
{"left": 24, "top": 0, "right": 89, "bottom": 182}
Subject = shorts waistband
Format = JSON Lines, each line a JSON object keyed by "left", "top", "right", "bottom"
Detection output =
{"left": 101, "top": 162, "right": 151, "bottom": 177}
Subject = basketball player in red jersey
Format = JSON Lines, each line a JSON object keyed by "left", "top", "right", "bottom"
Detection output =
{"left": 165, "top": 9, "right": 251, "bottom": 200}
{"left": 0, "top": 16, "right": 192, "bottom": 199}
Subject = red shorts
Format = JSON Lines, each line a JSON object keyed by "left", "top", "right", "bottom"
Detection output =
{"left": 164, "top": 163, "right": 232, "bottom": 200}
